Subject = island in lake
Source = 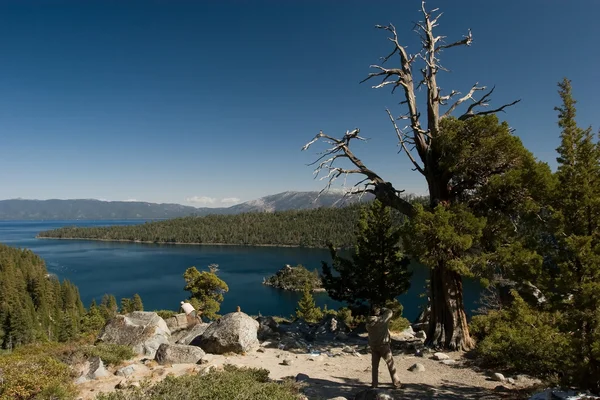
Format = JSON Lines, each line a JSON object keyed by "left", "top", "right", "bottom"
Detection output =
{"left": 263, "top": 264, "right": 325, "bottom": 292}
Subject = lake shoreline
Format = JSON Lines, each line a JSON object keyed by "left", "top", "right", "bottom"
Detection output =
{"left": 35, "top": 236, "right": 328, "bottom": 249}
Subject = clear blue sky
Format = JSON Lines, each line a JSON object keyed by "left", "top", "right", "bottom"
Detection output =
{"left": 1, "top": 0, "right": 598, "bottom": 207}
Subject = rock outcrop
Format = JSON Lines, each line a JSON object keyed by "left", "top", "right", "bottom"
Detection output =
{"left": 75, "top": 356, "right": 110, "bottom": 383}
{"left": 164, "top": 313, "right": 190, "bottom": 334}
{"left": 256, "top": 316, "right": 281, "bottom": 341}
{"left": 155, "top": 343, "right": 206, "bottom": 365}
{"left": 308, "top": 314, "right": 351, "bottom": 342}
{"left": 97, "top": 311, "right": 170, "bottom": 358}
{"left": 177, "top": 322, "right": 211, "bottom": 346}
{"left": 197, "top": 311, "right": 259, "bottom": 354}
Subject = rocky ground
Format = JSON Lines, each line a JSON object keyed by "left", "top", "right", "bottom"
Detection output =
{"left": 75, "top": 311, "right": 545, "bottom": 400}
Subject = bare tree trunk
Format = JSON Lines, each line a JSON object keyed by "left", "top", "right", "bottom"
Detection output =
{"left": 427, "top": 265, "right": 474, "bottom": 351}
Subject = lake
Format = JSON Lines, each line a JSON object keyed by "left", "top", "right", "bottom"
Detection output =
{"left": 0, "top": 220, "right": 483, "bottom": 321}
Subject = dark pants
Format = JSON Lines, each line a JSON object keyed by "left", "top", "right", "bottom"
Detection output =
{"left": 371, "top": 343, "right": 400, "bottom": 388}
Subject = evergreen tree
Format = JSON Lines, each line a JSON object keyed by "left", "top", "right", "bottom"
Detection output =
{"left": 550, "top": 78, "right": 600, "bottom": 392}
{"left": 183, "top": 265, "right": 228, "bottom": 320}
{"left": 322, "top": 200, "right": 412, "bottom": 309}
{"left": 100, "top": 294, "right": 118, "bottom": 321}
{"left": 81, "top": 300, "right": 106, "bottom": 334}
{"left": 132, "top": 294, "right": 144, "bottom": 311}
{"left": 120, "top": 298, "right": 133, "bottom": 314}
{"left": 295, "top": 283, "right": 323, "bottom": 323}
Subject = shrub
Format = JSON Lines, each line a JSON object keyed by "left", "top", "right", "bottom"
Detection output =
{"left": 154, "top": 310, "right": 177, "bottom": 320}
{"left": 385, "top": 299, "right": 410, "bottom": 332}
{"left": 0, "top": 351, "right": 76, "bottom": 400}
{"left": 95, "top": 364, "right": 300, "bottom": 400}
{"left": 83, "top": 343, "right": 136, "bottom": 366}
{"left": 295, "top": 283, "right": 323, "bottom": 323}
{"left": 470, "top": 292, "right": 572, "bottom": 378}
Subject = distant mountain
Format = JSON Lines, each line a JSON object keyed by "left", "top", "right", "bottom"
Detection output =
{"left": 0, "top": 191, "right": 375, "bottom": 220}
{"left": 226, "top": 190, "right": 373, "bottom": 213}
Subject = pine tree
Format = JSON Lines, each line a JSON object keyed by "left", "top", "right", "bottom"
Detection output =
{"left": 550, "top": 78, "right": 600, "bottom": 392}
{"left": 120, "top": 298, "right": 133, "bottom": 314}
{"left": 183, "top": 265, "right": 228, "bottom": 320}
{"left": 132, "top": 294, "right": 144, "bottom": 311}
{"left": 322, "top": 200, "right": 412, "bottom": 309}
{"left": 295, "top": 282, "right": 323, "bottom": 323}
{"left": 100, "top": 294, "right": 118, "bottom": 321}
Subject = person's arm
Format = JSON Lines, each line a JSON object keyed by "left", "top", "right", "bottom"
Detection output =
{"left": 381, "top": 308, "right": 393, "bottom": 323}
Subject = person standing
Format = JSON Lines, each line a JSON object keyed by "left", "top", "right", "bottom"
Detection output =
{"left": 180, "top": 301, "right": 201, "bottom": 326}
{"left": 366, "top": 306, "right": 401, "bottom": 389}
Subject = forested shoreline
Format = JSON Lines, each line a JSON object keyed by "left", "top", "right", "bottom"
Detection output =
{"left": 37, "top": 204, "right": 409, "bottom": 248}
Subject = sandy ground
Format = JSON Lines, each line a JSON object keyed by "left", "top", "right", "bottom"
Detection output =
{"left": 76, "top": 344, "right": 540, "bottom": 400}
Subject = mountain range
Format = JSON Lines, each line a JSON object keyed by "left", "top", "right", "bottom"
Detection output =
{"left": 0, "top": 191, "right": 375, "bottom": 220}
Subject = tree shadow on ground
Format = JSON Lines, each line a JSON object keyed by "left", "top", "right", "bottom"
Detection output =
{"left": 299, "top": 375, "right": 533, "bottom": 400}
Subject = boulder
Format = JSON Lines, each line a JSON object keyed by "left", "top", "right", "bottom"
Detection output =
{"left": 415, "top": 330, "right": 427, "bottom": 340}
{"left": 296, "top": 373, "right": 310, "bottom": 382}
{"left": 155, "top": 343, "right": 205, "bottom": 365}
{"left": 115, "top": 365, "right": 136, "bottom": 377}
{"left": 197, "top": 311, "right": 259, "bottom": 354}
{"left": 491, "top": 372, "right": 506, "bottom": 382}
{"left": 165, "top": 313, "right": 190, "bottom": 334}
{"left": 177, "top": 323, "right": 211, "bottom": 346}
{"left": 79, "top": 356, "right": 109, "bottom": 380}
{"left": 408, "top": 363, "right": 425, "bottom": 372}
{"left": 308, "top": 315, "right": 351, "bottom": 342}
{"left": 441, "top": 359, "right": 456, "bottom": 365}
{"left": 256, "top": 316, "right": 280, "bottom": 341}
{"left": 97, "top": 311, "right": 171, "bottom": 358}
{"left": 433, "top": 352, "right": 449, "bottom": 360}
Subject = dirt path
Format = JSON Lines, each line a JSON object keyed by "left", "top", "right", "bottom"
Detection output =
{"left": 77, "top": 345, "right": 539, "bottom": 400}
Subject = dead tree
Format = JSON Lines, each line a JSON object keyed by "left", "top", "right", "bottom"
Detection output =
{"left": 302, "top": 2, "right": 519, "bottom": 350}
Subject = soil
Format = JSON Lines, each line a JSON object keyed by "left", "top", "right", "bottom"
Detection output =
{"left": 76, "top": 344, "right": 541, "bottom": 400}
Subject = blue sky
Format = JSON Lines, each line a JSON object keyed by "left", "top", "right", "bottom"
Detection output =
{"left": 0, "top": 1, "right": 598, "bottom": 207}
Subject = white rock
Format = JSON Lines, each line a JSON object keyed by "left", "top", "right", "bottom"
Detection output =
{"left": 433, "top": 352, "right": 449, "bottom": 360}
{"left": 408, "top": 363, "right": 425, "bottom": 372}
{"left": 115, "top": 365, "right": 136, "bottom": 377}
{"left": 441, "top": 359, "right": 456, "bottom": 365}
{"left": 492, "top": 372, "right": 506, "bottom": 382}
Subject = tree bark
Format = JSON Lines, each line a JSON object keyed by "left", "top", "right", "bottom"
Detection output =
{"left": 426, "top": 264, "right": 475, "bottom": 351}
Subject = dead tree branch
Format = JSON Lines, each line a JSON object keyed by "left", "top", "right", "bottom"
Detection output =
{"left": 302, "top": 130, "right": 416, "bottom": 217}
{"left": 386, "top": 109, "right": 425, "bottom": 175}
{"left": 458, "top": 86, "right": 521, "bottom": 120}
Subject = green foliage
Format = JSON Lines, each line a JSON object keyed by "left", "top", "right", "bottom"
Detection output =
{"left": 384, "top": 299, "right": 410, "bottom": 332}
{"left": 184, "top": 265, "right": 229, "bottom": 320}
{"left": 80, "top": 300, "right": 107, "bottom": 334}
{"left": 0, "top": 349, "right": 76, "bottom": 400}
{"left": 470, "top": 292, "right": 571, "bottom": 378}
{"left": 83, "top": 343, "right": 136, "bottom": 366}
{"left": 322, "top": 200, "right": 412, "bottom": 309}
{"left": 264, "top": 265, "right": 321, "bottom": 291}
{"left": 0, "top": 244, "right": 86, "bottom": 349}
{"left": 295, "top": 283, "right": 323, "bottom": 323}
{"left": 402, "top": 203, "right": 486, "bottom": 277}
{"left": 38, "top": 204, "right": 380, "bottom": 248}
{"left": 154, "top": 310, "right": 177, "bottom": 320}
{"left": 95, "top": 364, "right": 300, "bottom": 400}
{"left": 470, "top": 80, "right": 600, "bottom": 393}
{"left": 335, "top": 307, "right": 354, "bottom": 327}
{"left": 99, "top": 294, "right": 118, "bottom": 321}
{"left": 120, "top": 294, "right": 144, "bottom": 314}
{"left": 546, "top": 78, "right": 600, "bottom": 392}
{"left": 132, "top": 294, "right": 144, "bottom": 311}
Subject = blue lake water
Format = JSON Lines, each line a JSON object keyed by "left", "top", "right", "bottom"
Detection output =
{"left": 0, "top": 220, "right": 483, "bottom": 321}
